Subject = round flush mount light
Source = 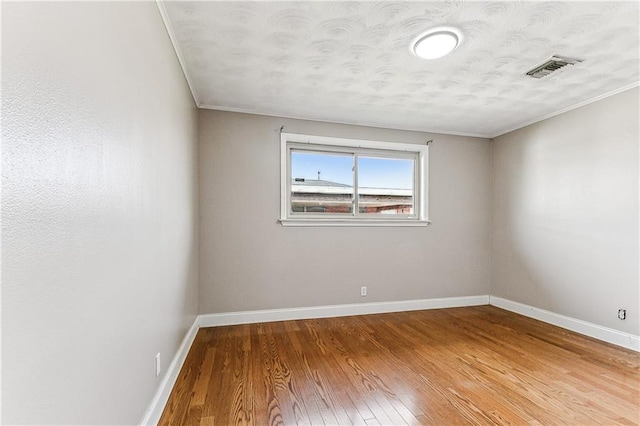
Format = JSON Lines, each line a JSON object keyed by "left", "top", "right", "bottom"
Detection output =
{"left": 412, "top": 27, "right": 462, "bottom": 60}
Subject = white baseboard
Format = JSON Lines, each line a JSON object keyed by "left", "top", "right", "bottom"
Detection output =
{"left": 140, "top": 295, "right": 487, "bottom": 424}
{"left": 141, "top": 294, "right": 638, "bottom": 424}
{"left": 140, "top": 319, "right": 199, "bottom": 426}
{"left": 197, "top": 295, "right": 490, "bottom": 328}
{"left": 490, "top": 296, "right": 640, "bottom": 352}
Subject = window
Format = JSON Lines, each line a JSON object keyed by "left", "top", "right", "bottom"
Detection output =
{"left": 280, "top": 132, "right": 430, "bottom": 226}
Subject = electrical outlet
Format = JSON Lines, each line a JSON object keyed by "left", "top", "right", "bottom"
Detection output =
{"left": 360, "top": 286, "right": 367, "bottom": 297}
{"left": 155, "top": 353, "right": 161, "bottom": 377}
{"left": 618, "top": 309, "right": 626, "bottom": 320}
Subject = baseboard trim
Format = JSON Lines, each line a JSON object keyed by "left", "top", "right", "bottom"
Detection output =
{"left": 141, "top": 294, "right": 638, "bottom": 424}
{"left": 140, "top": 319, "right": 199, "bottom": 425}
{"left": 140, "top": 295, "right": 487, "bottom": 425}
{"left": 489, "top": 296, "right": 640, "bottom": 352}
{"left": 198, "top": 295, "right": 490, "bottom": 328}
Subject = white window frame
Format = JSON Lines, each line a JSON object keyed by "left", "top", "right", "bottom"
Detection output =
{"left": 280, "top": 132, "right": 430, "bottom": 227}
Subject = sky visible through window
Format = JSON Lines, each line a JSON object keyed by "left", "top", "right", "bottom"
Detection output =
{"left": 291, "top": 151, "right": 413, "bottom": 190}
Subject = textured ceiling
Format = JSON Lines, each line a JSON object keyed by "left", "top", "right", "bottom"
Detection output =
{"left": 160, "top": 1, "right": 639, "bottom": 137}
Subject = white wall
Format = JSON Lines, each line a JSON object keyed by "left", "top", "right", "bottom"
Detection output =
{"left": 492, "top": 88, "right": 639, "bottom": 335}
{"left": 1, "top": 2, "right": 199, "bottom": 424}
{"left": 198, "top": 110, "right": 492, "bottom": 314}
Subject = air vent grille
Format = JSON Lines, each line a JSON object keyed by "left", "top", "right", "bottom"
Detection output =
{"left": 526, "top": 56, "right": 583, "bottom": 79}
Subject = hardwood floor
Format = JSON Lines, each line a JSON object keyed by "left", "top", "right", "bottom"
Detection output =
{"left": 159, "top": 306, "right": 640, "bottom": 425}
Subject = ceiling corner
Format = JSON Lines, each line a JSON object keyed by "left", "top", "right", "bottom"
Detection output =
{"left": 155, "top": 0, "right": 200, "bottom": 108}
{"left": 490, "top": 81, "right": 640, "bottom": 139}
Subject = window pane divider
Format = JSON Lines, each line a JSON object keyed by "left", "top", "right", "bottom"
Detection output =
{"left": 353, "top": 153, "right": 359, "bottom": 216}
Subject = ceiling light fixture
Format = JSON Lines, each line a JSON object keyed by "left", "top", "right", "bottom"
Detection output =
{"left": 412, "top": 27, "right": 462, "bottom": 60}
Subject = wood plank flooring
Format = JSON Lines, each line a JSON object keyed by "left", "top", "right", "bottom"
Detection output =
{"left": 159, "top": 306, "right": 640, "bottom": 425}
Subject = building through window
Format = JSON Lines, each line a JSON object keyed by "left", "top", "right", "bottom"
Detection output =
{"left": 280, "top": 132, "right": 430, "bottom": 226}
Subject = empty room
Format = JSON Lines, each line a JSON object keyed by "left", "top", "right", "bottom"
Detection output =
{"left": 1, "top": 1, "right": 638, "bottom": 425}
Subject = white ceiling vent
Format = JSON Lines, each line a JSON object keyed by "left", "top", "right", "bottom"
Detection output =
{"left": 526, "top": 56, "right": 583, "bottom": 79}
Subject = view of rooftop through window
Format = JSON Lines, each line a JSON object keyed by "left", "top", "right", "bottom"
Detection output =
{"left": 290, "top": 150, "right": 415, "bottom": 215}
{"left": 292, "top": 151, "right": 353, "bottom": 185}
{"left": 291, "top": 151, "right": 413, "bottom": 189}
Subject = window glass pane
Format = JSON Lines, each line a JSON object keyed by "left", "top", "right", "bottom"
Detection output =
{"left": 291, "top": 151, "right": 354, "bottom": 214}
{"left": 357, "top": 156, "right": 414, "bottom": 215}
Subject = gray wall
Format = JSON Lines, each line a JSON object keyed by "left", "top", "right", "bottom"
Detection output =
{"left": 492, "top": 88, "right": 639, "bottom": 335}
{"left": 3, "top": 2, "right": 635, "bottom": 422}
{"left": 2, "top": 2, "right": 199, "bottom": 424}
{"left": 198, "top": 110, "right": 492, "bottom": 314}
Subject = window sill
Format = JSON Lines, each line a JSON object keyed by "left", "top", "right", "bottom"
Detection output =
{"left": 278, "top": 218, "right": 431, "bottom": 227}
